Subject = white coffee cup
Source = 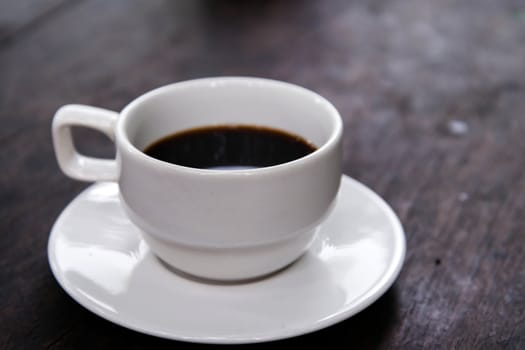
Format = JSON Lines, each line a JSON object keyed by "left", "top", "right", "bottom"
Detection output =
{"left": 52, "top": 77, "right": 342, "bottom": 281}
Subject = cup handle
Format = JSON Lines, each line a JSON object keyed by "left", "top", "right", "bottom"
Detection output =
{"left": 52, "top": 104, "right": 119, "bottom": 182}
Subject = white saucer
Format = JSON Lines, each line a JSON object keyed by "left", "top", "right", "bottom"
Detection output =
{"left": 48, "top": 175, "right": 405, "bottom": 344}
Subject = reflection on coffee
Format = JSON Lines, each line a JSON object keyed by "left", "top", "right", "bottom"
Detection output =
{"left": 144, "top": 125, "right": 317, "bottom": 169}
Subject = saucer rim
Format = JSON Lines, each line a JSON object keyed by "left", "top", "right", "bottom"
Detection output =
{"left": 47, "top": 174, "right": 406, "bottom": 344}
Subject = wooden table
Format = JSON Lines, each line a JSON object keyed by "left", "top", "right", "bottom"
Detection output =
{"left": 2, "top": 0, "right": 524, "bottom": 348}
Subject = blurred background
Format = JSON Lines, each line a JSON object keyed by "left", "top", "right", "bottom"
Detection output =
{"left": 1, "top": 0, "right": 525, "bottom": 348}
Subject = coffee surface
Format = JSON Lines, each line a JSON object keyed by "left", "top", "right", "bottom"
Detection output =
{"left": 144, "top": 125, "right": 316, "bottom": 169}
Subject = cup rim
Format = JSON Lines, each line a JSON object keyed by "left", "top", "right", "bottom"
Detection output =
{"left": 116, "top": 76, "right": 342, "bottom": 175}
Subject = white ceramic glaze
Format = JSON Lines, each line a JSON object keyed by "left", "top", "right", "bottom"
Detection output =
{"left": 52, "top": 77, "right": 343, "bottom": 280}
{"left": 48, "top": 175, "right": 406, "bottom": 344}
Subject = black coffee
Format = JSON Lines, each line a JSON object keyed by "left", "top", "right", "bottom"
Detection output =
{"left": 144, "top": 125, "right": 317, "bottom": 169}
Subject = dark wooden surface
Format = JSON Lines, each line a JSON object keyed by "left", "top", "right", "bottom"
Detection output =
{"left": 2, "top": 0, "right": 525, "bottom": 348}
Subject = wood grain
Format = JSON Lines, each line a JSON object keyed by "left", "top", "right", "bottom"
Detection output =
{"left": 1, "top": 0, "right": 525, "bottom": 348}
